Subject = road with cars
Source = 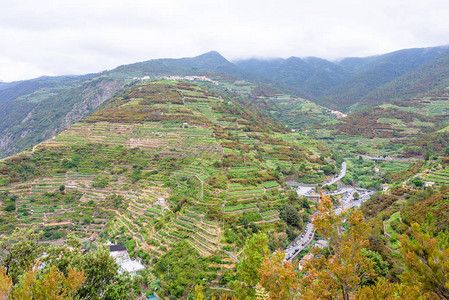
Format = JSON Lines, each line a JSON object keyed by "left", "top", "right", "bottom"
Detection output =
{"left": 285, "top": 187, "right": 375, "bottom": 261}
{"left": 283, "top": 160, "right": 376, "bottom": 261}
{"left": 284, "top": 221, "right": 315, "bottom": 261}
{"left": 294, "top": 162, "right": 348, "bottom": 198}
{"left": 333, "top": 189, "right": 375, "bottom": 215}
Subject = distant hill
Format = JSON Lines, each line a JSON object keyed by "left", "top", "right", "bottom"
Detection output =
{"left": 363, "top": 49, "right": 449, "bottom": 103}
{"left": 0, "top": 76, "right": 90, "bottom": 106}
{"left": 0, "top": 81, "right": 18, "bottom": 91}
{"left": 324, "top": 46, "right": 449, "bottom": 108}
{"left": 109, "top": 50, "right": 265, "bottom": 83}
{"left": 0, "top": 76, "right": 124, "bottom": 158}
{"left": 2, "top": 46, "right": 449, "bottom": 158}
{"left": 236, "top": 46, "right": 449, "bottom": 109}
{"left": 0, "top": 52, "right": 265, "bottom": 159}
{"left": 235, "top": 56, "right": 348, "bottom": 98}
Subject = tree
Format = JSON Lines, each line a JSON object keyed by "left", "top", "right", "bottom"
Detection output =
{"left": 102, "top": 274, "right": 133, "bottom": 300}
{"left": 354, "top": 277, "right": 422, "bottom": 299}
{"left": 43, "top": 242, "right": 133, "bottom": 300}
{"left": 323, "top": 164, "right": 336, "bottom": 176}
{"left": 194, "top": 284, "right": 204, "bottom": 300}
{"left": 282, "top": 205, "right": 300, "bottom": 228}
{"left": 0, "top": 230, "right": 134, "bottom": 299}
{"left": 230, "top": 233, "right": 269, "bottom": 299}
{"left": 1, "top": 262, "right": 86, "bottom": 300}
{"left": 0, "top": 228, "right": 43, "bottom": 284}
{"left": 255, "top": 283, "right": 270, "bottom": 300}
{"left": 353, "top": 192, "right": 360, "bottom": 200}
{"left": 360, "top": 249, "right": 389, "bottom": 278}
{"left": 298, "top": 192, "right": 376, "bottom": 300}
{"left": 0, "top": 267, "right": 12, "bottom": 299}
{"left": 258, "top": 250, "right": 298, "bottom": 300}
{"left": 398, "top": 223, "right": 449, "bottom": 299}
{"left": 413, "top": 179, "right": 424, "bottom": 188}
{"left": 150, "top": 278, "right": 161, "bottom": 292}
{"left": 155, "top": 241, "right": 207, "bottom": 298}
{"left": 77, "top": 244, "right": 130, "bottom": 300}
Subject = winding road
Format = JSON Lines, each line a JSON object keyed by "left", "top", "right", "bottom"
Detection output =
{"left": 322, "top": 162, "right": 347, "bottom": 187}
{"left": 285, "top": 160, "right": 374, "bottom": 261}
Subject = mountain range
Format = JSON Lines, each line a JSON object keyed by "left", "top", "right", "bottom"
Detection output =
{"left": 2, "top": 46, "right": 449, "bottom": 299}
{"left": 235, "top": 45, "right": 449, "bottom": 109}
{"left": 1, "top": 45, "right": 449, "bottom": 158}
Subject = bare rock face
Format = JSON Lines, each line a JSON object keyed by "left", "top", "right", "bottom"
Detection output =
{"left": 43, "top": 79, "right": 124, "bottom": 141}
{"left": 0, "top": 78, "right": 124, "bottom": 159}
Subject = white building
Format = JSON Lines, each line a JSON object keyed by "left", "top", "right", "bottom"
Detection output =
{"left": 314, "top": 240, "right": 329, "bottom": 249}
{"left": 109, "top": 245, "right": 145, "bottom": 277}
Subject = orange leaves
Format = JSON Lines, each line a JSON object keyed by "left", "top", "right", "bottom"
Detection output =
{"left": 63, "top": 266, "right": 86, "bottom": 295}
{"left": 3, "top": 262, "right": 86, "bottom": 300}
{"left": 298, "top": 192, "right": 376, "bottom": 299}
{"left": 258, "top": 250, "right": 299, "bottom": 300}
{"left": 355, "top": 277, "right": 422, "bottom": 299}
{"left": 0, "top": 267, "right": 12, "bottom": 300}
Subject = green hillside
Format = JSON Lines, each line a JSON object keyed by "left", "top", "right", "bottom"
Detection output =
{"left": 200, "top": 77, "right": 335, "bottom": 129}
{"left": 236, "top": 46, "right": 449, "bottom": 110}
{"left": 0, "top": 76, "right": 125, "bottom": 159}
{"left": 250, "top": 94, "right": 335, "bottom": 128}
{"left": 3, "top": 47, "right": 449, "bottom": 161}
{"left": 307, "top": 94, "right": 449, "bottom": 159}
{"left": 0, "top": 80, "right": 328, "bottom": 293}
{"left": 0, "top": 52, "right": 292, "bottom": 160}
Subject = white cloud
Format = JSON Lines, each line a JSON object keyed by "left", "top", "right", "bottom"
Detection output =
{"left": 0, "top": 0, "right": 448, "bottom": 81}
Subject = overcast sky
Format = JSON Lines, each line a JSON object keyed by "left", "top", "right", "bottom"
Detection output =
{"left": 1, "top": 0, "right": 448, "bottom": 82}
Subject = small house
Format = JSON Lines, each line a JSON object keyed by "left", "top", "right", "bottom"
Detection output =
{"left": 109, "top": 244, "right": 128, "bottom": 259}
{"left": 424, "top": 181, "right": 435, "bottom": 187}
{"left": 109, "top": 244, "right": 145, "bottom": 277}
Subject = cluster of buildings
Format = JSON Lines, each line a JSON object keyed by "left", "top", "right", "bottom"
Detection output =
{"left": 161, "top": 75, "right": 219, "bottom": 85}
{"left": 330, "top": 110, "right": 348, "bottom": 119}
{"left": 133, "top": 75, "right": 219, "bottom": 85}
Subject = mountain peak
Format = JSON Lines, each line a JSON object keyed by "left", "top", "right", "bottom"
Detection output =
{"left": 192, "top": 50, "right": 229, "bottom": 63}
{"left": 198, "top": 50, "right": 223, "bottom": 58}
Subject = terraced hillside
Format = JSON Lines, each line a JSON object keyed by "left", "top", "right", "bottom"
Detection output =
{"left": 422, "top": 165, "right": 449, "bottom": 185}
{"left": 250, "top": 94, "right": 335, "bottom": 128}
{"left": 0, "top": 80, "right": 328, "bottom": 286}
{"left": 213, "top": 79, "right": 335, "bottom": 129}
{"left": 308, "top": 93, "right": 449, "bottom": 158}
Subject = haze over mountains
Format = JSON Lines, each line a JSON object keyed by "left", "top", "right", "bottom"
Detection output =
{"left": 1, "top": 45, "right": 449, "bottom": 158}
{"left": 235, "top": 45, "right": 449, "bottom": 108}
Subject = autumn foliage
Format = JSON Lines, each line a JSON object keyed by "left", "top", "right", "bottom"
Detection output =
{"left": 0, "top": 262, "right": 86, "bottom": 300}
{"left": 258, "top": 250, "right": 298, "bottom": 300}
{"left": 298, "top": 192, "right": 376, "bottom": 300}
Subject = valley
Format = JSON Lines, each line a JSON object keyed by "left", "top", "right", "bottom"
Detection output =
{"left": 1, "top": 48, "right": 449, "bottom": 299}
